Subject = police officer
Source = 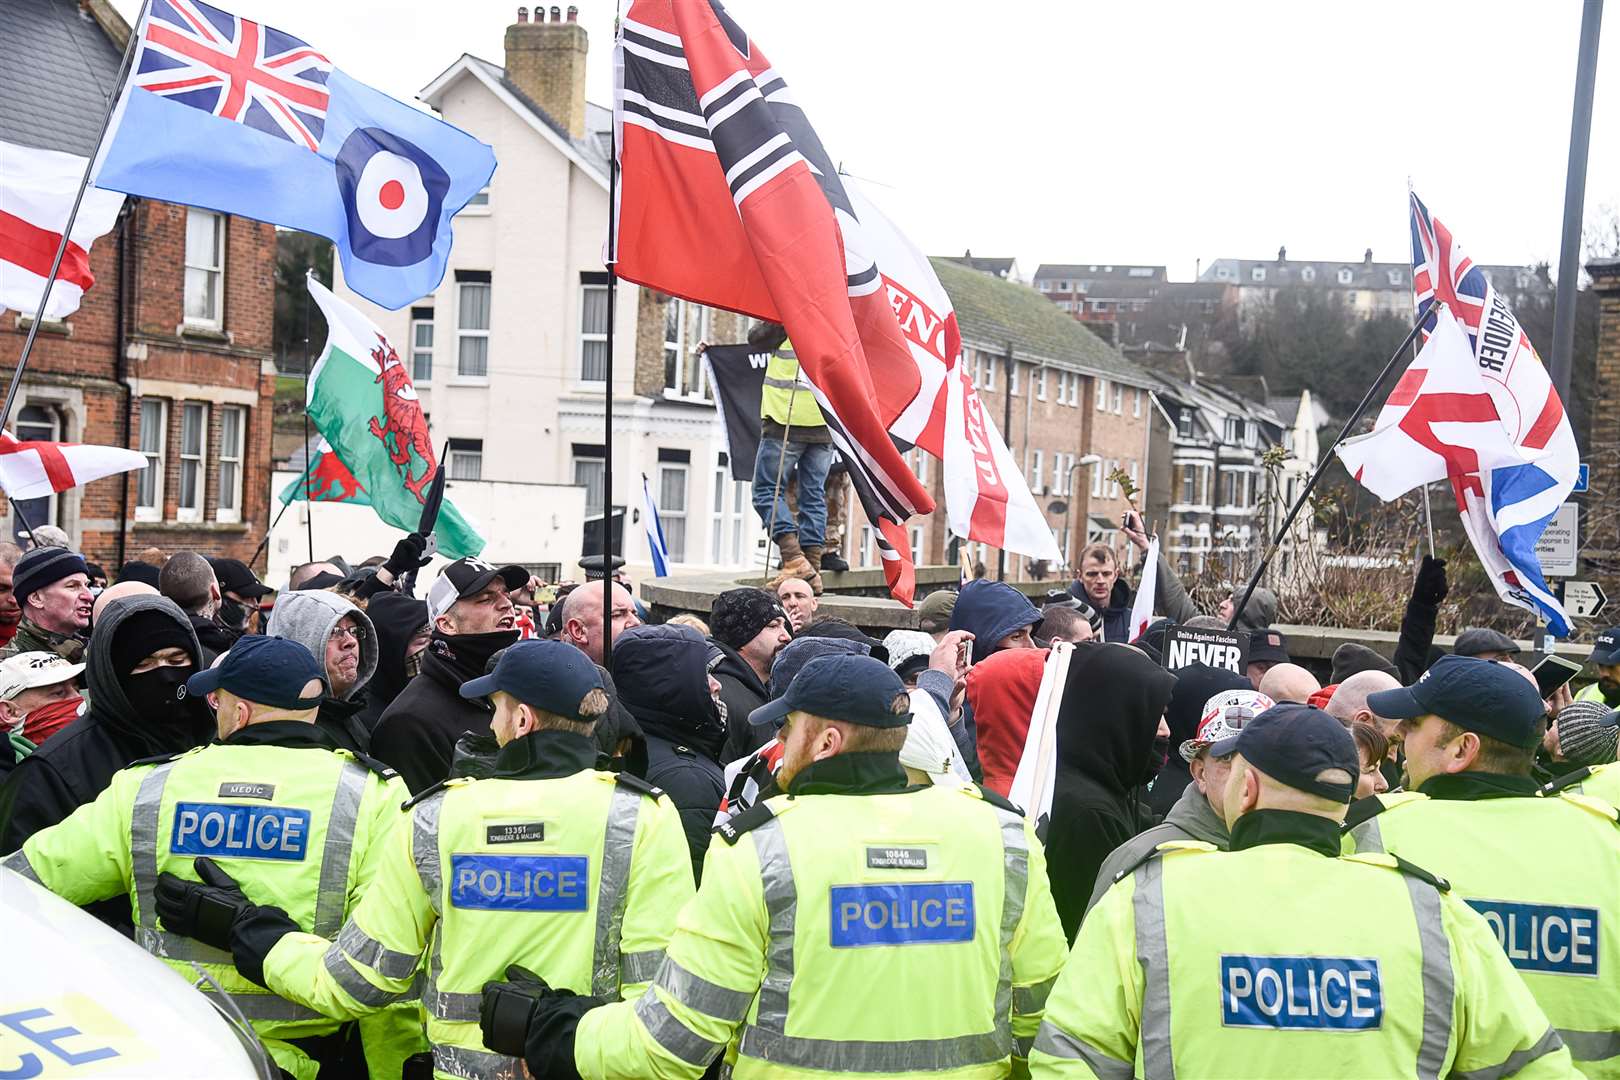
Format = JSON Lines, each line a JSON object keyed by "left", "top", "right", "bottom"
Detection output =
{"left": 1575, "top": 627, "right": 1620, "bottom": 707}
{"left": 1, "top": 635, "right": 411, "bottom": 1080}
{"left": 154, "top": 639, "right": 694, "bottom": 1080}
{"left": 1348, "top": 656, "right": 1620, "bottom": 1075}
{"left": 1033, "top": 703, "right": 1571, "bottom": 1079}
{"left": 478, "top": 653, "right": 1066, "bottom": 1080}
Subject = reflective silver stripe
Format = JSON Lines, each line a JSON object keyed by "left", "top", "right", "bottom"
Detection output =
{"left": 1560, "top": 1028, "right": 1620, "bottom": 1062}
{"left": 634, "top": 991, "right": 725, "bottom": 1067}
{"left": 591, "top": 785, "right": 642, "bottom": 999}
{"left": 1351, "top": 817, "right": 1384, "bottom": 854}
{"left": 750, "top": 818, "right": 796, "bottom": 1032}
{"left": 993, "top": 808, "right": 1028, "bottom": 1057}
{"left": 1451, "top": 1027, "right": 1566, "bottom": 1080}
{"left": 1404, "top": 875, "right": 1453, "bottom": 1080}
{"left": 201, "top": 987, "right": 327, "bottom": 1023}
{"left": 1133, "top": 855, "right": 1175, "bottom": 1080}
{"left": 1013, "top": 1033, "right": 1035, "bottom": 1059}
{"left": 655, "top": 956, "right": 754, "bottom": 1022}
{"left": 1, "top": 850, "right": 42, "bottom": 885}
{"left": 412, "top": 795, "right": 444, "bottom": 915}
{"left": 129, "top": 760, "right": 179, "bottom": 932}
{"left": 312, "top": 761, "right": 369, "bottom": 937}
{"left": 741, "top": 1027, "right": 1006, "bottom": 1072}
{"left": 432, "top": 1044, "right": 524, "bottom": 1080}
{"left": 1013, "top": 974, "right": 1057, "bottom": 1016}
{"left": 337, "top": 920, "right": 420, "bottom": 980}
{"left": 322, "top": 944, "right": 407, "bottom": 1007}
{"left": 1032, "top": 1023, "right": 1133, "bottom": 1080}
{"left": 424, "top": 985, "right": 481, "bottom": 1023}
{"left": 621, "top": 948, "right": 664, "bottom": 985}
{"left": 763, "top": 376, "right": 810, "bottom": 391}
{"left": 137, "top": 926, "right": 233, "bottom": 965}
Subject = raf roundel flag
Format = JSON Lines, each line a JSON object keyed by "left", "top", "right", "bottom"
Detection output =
{"left": 92, "top": 0, "right": 495, "bottom": 310}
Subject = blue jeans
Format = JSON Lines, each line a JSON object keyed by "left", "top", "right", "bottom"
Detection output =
{"left": 752, "top": 437, "right": 834, "bottom": 548}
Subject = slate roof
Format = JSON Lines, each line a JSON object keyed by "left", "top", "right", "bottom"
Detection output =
{"left": 461, "top": 54, "right": 611, "bottom": 176}
{"left": 1035, "top": 263, "right": 1166, "bottom": 283}
{"left": 941, "top": 253, "right": 1016, "bottom": 278}
{"left": 1200, "top": 255, "right": 1410, "bottom": 291}
{"left": 1, "top": 0, "right": 124, "bottom": 156}
{"left": 930, "top": 256, "right": 1152, "bottom": 386}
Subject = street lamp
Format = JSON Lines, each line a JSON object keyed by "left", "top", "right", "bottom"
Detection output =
{"left": 1061, "top": 454, "right": 1103, "bottom": 568}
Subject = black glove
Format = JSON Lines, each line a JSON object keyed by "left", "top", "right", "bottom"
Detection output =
{"left": 480, "top": 965, "right": 603, "bottom": 1079}
{"left": 154, "top": 857, "right": 298, "bottom": 987}
{"left": 1413, "top": 555, "right": 1449, "bottom": 606}
{"left": 383, "top": 533, "right": 432, "bottom": 579}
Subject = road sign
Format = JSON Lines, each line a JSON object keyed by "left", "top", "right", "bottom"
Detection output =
{"left": 1573, "top": 463, "right": 1590, "bottom": 494}
{"left": 1535, "top": 502, "right": 1579, "bottom": 577}
{"left": 1561, "top": 579, "right": 1608, "bottom": 620}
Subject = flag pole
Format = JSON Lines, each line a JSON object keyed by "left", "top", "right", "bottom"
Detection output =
{"left": 246, "top": 454, "right": 318, "bottom": 571}
{"left": 602, "top": 7, "right": 623, "bottom": 668}
{"left": 1549, "top": 0, "right": 1604, "bottom": 400}
{"left": 1421, "top": 483, "right": 1436, "bottom": 558}
{"left": 301, "top": 274, "right": 315, "bottom": 563}
{"left": 0, "top": 0, "right": 147, "bottom": 438}
{"left": 1226, "top": 300, "right": 1436, "bottom": 631}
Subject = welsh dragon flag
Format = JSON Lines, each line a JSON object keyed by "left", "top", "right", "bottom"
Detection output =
{"left": 279, "top": 278, "right": 484, "bottom": 557}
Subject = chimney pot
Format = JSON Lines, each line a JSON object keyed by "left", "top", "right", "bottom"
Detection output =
{"left": 1364, "top": 247, "right": 1373, "bottom": 265}
{"left": 550, "top": 6, "right": 562, "bottom": 21}
{"left": 1277, "top": 245, "right": 1286, "bottom": 264}
{"left": 517, "top": 6, "right": 528, "bottom": 21}
{"left": 566, "top": 5, "right": 578, "bottom": 21}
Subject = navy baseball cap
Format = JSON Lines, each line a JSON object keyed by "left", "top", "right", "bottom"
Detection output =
{"left": 1590, "top": 628, "right": 1620, "bottom": 666}
{"left": 186, "top": 635, "right": 327, "bottom": 709}
{"left": 750, "top": 654, "right": 911, "bottom": 730}
{"left": 1209, "top": 702, "right": 1359, "bottom": 803}
{"left": 1366, "top": 654, "right": 1546, "bottom": 749}
{"left": 459, "top": 639, "right": 604, "bottom": 722}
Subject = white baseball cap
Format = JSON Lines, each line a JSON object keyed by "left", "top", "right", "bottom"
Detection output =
{"left": 0, "top": 652, "right": 85, "bottom": 702}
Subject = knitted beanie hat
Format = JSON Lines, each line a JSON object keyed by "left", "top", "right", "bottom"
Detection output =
{"left": 709, "top": 588, "right": 786, "bottom": 651}
{"left": 1556, "top": 701, "right": 1620, "bottom": 767}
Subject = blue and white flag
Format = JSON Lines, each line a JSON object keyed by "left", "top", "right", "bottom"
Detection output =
{"left": 641, "top": 473, "right": 670, "bottom": 578}
{"left": 91, "top": 0, "right": 495, "bottom": 309}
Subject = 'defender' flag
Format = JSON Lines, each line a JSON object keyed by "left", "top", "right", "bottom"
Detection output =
{"left": 641, "top": 472, "right": 670, "bottom": 577}
{"left": 92, "top": 0, "right": 495, "bottom": 309}
{"left": 287, "top": 277, "right": 484, "bottom": 556}
{"left": 0, "top": 141, "right": 124, "bottom": 319}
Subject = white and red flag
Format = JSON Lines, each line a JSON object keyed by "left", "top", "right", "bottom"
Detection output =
{"left": 0, "top": 431, "right": 146, "bottom": 500}
{"left": 1128, "top": 535, "right": 1159, "bottom": 642}
{"left": 0, "top": 141, "right": 124, "bottom": 319}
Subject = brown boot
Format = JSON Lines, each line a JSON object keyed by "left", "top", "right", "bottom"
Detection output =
{"left": 804, "top": 546, "right": 823, "bottom": 571}
{"left": 770, "top": 533, "right": 823, "bottom": 595}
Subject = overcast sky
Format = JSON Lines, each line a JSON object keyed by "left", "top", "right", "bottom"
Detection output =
{"left": 114, "top": 0, "right": 1618, "bottom": 281}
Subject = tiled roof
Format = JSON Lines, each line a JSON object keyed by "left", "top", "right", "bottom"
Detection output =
{"left": 930, "top": 256, "right": 1152, "bottom": 386}
{"left": 1201, "top": 256, "right": 1410, "bottom": 290}
{"left": 463, "top": 54, "right": 611, "bottom": 175}
{"left": 1, "top": 0, "right": 124, "bottom": 156}
{"left": 1035, "top": 263, "right": 1166, "bottom": 282}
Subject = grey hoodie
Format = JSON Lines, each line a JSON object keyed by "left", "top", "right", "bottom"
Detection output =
{"left": 1085, "top": 781, "right": 1230, "bottom": 914}
{"left": 266, "top": 590, "right": 377, "bottom": 699}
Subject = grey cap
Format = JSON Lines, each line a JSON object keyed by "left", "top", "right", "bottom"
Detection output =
{"left": 1555, "top": 701, "right": 1619, "bottom": 767}
{"left": 1453, "top": 627, "right": 1519, "bottom": 658}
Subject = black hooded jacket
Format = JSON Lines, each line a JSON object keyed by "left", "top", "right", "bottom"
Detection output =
{"left": 614, "top": 625, "right": 726, "bottom": 883}
{"left": 355, "top": 593, "right": 429, "bottom": 732}
{"left": 708, "top": 637, "right": 771, "bottom": 763}
{"left": 0, "top": 596, "right": 207, "bottom": 931}
{"left": 1045, "top": 642, "right": 1178, "bottom": 942}
{"left": 1146, "top": 664, "right": 1250, "bottom": 819}
{"left": 370, "top": 628, "right": 518, "bottom": 795}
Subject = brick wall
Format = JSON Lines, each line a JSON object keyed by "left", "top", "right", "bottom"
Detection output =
{"left": 1585, "top": 260, "right": 1620, "bottom": 590}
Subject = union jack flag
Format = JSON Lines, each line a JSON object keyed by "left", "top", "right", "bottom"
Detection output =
{"left": 133, "top": 0, "right": 332, "bottom": 152}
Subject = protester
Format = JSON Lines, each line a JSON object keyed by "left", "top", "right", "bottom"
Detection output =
{"left": 0, "top": 542, "right": 23, "bottom": 649}
{"left": 1328, "top": 641, "right": 1399, "bottom": 682}
{"left": 354, "top": 592, "right": 429, "bottom": 731}
{"left": 0, "top": 652, "right": 84, "bottom": 745}
{"left": 916, "top": 588, "right": 956, "bottom": 642}
{"left": 963, "top": 646, "right": 1045, "bottom": 797}
{"left": 1576, "top": 626, "right": 1620, "bottom": 707}
{"left": 288, "top": 560, "right": 345, "bottom": 591}
{"left": 1393, "top": 554, "right": 1448, "bottom": 682}
{"left": 949, "top": 579, "right": 1041, "bottom": 663}
{"left": 370, "top": 557, "right": 524, "bottom": 793}
{"left": 267, "top": 589, "right": 379, "bottom": 753}
{"left": 1545, "top": 700, "right": 1619, "bottom": 771}
{"left": 796, "top": 615, "right": 887, "bottom": 660}
{"left": 776, "top": 575, "right": 818, "bottom": 633}
{"left": 1256, "top": 661, "right": 1319, "bottom": 704}
{"left": 1350, "top": 720, "right": 1391, "bottom": 798}
{"left": 1217, "top": 584, "right": 1277, "bottom": 633}
{"left": 3, "top": 546, "right": 93, "bottom": 661}
{"left": 1072, "top": 514, "right": 1196, "bottom": 642}
{"left": 1036, "top": 605, "right": 1093, "bottom": 645}
{"left": 1147, "top": 664, "right": 1250, "bottom": 818}
{"left": 707, "top": 586, "right": 790, "bottom": 761}
{"left": 1088, "top": 687, "right": 1273, "bottom": 913}
{"left": 1037, "top": 703, "right": 1571, "bottom": 1079}
{"left": 557, "top": 579, "right": 642, "bottom": 665}
{"left": 1045, "top": 642, "right": 1177, "bottom": 941}
{"left": 207, "top": 556, "right": 273, "bottom": 636}
{"left": 114, "top": 560, "right": 160, "bottom": 589}
{"left": 1322, "top": 668, "right": 1400, "bottom": 731}
{"left": 748, "top": 321, "right": 833, "bottom": 593}
{"left": 90, "top": 580, "right": 156, "bottom": 625}
{"left": 1450, "top": 626, "right": 1519, "bottom": 662}
{"left": 880, "top": 628, "right": 935, "bottom": 686}
{"left": 158, "top": 550, "right": 238, "bottom": 661}
{"left": 1244, "top": 627, "right": 1290, "bottom": 688}
{"left": 898, "top": 688, "right": 967, "bottom": 786}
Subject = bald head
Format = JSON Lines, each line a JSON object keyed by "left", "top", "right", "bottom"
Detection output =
{"left": 93, "top": 580, "right": 158, "bottom": 625}
{"left": 1257, "top": 662, "right": 1322, "bottom": 705}
{"left": 1324, "top": 670, "right": 1401, "bottom": 728}
{"left": 559, "top": 582, "right": 641, "bottom": 665}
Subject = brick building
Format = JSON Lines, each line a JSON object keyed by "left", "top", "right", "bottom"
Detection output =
{"left": 1584, "top": 257, "right": 1620, "bottom": 598}
{"left": 1, "top": 0, "right": 278, "bottom": 567}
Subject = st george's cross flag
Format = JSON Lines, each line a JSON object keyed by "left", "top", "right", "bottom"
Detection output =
{"left": 0, "top": 141, "right": 124, "bottom": 319}
{"left": 0, "top": 431, "right": 146, "bottom": 500}
{"left": 92, "top": 0, "right": 494, "bottom": 309}
{"left": 1128, "top": 535, "right": 1160, "bottom": 642}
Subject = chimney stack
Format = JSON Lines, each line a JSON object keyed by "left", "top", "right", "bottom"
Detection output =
{"left": 1364, "top": 247, "right": 1373, "bottom": 266}
{"left": 505, "top": 6, "right": 588, "bottom": 139}
{"left": 1276, "top": 245, "right": 1286, "bottom": 264}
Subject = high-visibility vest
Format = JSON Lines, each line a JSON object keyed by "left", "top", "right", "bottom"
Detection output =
{"left": 760, "top": 344, "right": 826, "bottom": 430}
{"left": 1564, "top": 762, "right": 1620, "bottom": 806}
{"left": 1575, "top": 682, "right": 1615, "bottom": 706}
{"left": 1031, "top": 839, "right": 1570, "bottom": 1080}
{"left": 4, "top": 737, "right": 407, "bottom": 1080}
{"left": 1345, "top": 790, "right": 1620, "bottom": 1076}
{"left": 573, "top": 781, "right": 1068, "bottom": 1080}
{"left": 259, "top": 757, "right": 693, "bottom": 1080}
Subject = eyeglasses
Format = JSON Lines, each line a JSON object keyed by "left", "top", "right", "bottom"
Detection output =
{"left": 331, "top": 624, "right": 368, "bottom": 642}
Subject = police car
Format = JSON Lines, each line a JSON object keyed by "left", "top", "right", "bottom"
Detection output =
{"left": 0, "top": 867, "right": 275, "bottom": 1078}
